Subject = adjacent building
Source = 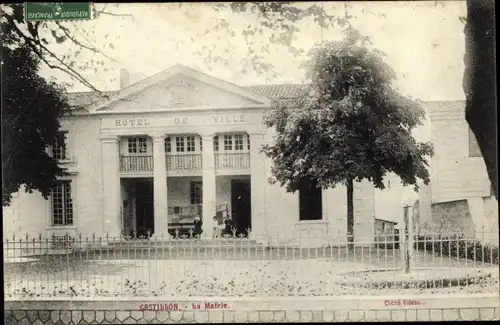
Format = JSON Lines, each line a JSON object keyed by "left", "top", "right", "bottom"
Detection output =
{"left": 3, "top": 64, "right": 497, "bottom": 245}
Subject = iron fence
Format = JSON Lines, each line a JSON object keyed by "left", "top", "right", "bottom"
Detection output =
{"left": 3, "top": 229, "right": 499, "bottom": 299}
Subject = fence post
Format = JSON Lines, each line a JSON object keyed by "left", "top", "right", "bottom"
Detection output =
{"left": 402, "top": 204, "right": 412, "bottom": 274}
{"left": 408, "top": 204, "right": 415, "bottom": 268}
{"left": 399, "top": 222, "right": 406, "bottom": 271}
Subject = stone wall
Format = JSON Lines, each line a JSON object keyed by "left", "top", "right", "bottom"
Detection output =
{"left": 428, "top": 101, "right": 491, "bottom": 203}
{"left": 4, "top": 295, "right": 499, "bottom": 324}
{"left": 423, "top": 199, "right": 474, "bottom": 234}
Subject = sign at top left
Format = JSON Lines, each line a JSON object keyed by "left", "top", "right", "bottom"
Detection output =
{"left": 24, "top": 2, "right": 92, "bottom": 21}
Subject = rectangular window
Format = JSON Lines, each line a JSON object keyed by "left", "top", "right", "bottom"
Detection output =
{"left": 213, "top": 136, "right": 219, "bottom": 152}
{"left": 176, "top": 136, "right": 185, "bottom": 153}
{"left": 52, "top": 132, "right": 67, "bottom": 160}
{"left": 128, "top": 137, "right": 148, "bottom": 154}
{"left": 469, "top": 128, "right": 482, "bottom": 157}
{"left": 52, "top": 181, "right": 73, "bottom": 226}
{"left": 186, "top": 136, "right": 196, "bottom": 152}
{"left": 128, "top": 138, "right": 137, "bottom": 153}
{"left": 165, "top": 137, "right": 171, "bottom": 153}
{"left": 247, "top": 134, "right": 251, "bottom": 150}
{"left": 224, "top": 135, "right": 233, "bottom": 151}
{"left": 190, "top": 181, "right": 203, "bottom": 204}
{"left": 199, "top": 137, "right": 203, "bottom": 152}
{"left": 299, "top": 179, "right": 323, "bottom": 221}
{"left": 234, "top": 134, "right": 244, "bottom": 151}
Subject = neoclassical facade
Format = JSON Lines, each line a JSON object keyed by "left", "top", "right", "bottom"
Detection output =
{"left": 3, "top": 64, "right": 496, "bottom": 245}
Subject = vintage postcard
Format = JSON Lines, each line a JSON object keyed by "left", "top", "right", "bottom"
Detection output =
{"left": 2, "top": 1, "right": 498, "bottom": 323}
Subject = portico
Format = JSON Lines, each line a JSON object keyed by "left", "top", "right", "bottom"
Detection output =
{"left": 101, "top": 124, "right": 265, "bottom": 239}
{"left": 96, "top": 65, "right": 271, "bottom": 239}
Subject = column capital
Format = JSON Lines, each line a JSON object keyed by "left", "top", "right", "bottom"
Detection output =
{"left": 150, "top": 133, "right": 166, "bottom": 141}
{"left": 100, "top": 134, "right": 119, "bottom": 143}
{"left": 199, "top": 132, "right": 215, "bottom": 139}
{"left": 247, "top": 130, "right": 266, "bottom": 137}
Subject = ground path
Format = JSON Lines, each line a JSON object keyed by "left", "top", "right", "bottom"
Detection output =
{"left": 5, "top": 253, "right": 499, "bottom": 299}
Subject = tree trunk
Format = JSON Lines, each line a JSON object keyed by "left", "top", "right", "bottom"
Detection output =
{"left": 464, "top": 0, "right": 497, "bottom": 199}
{"left": 347, "top": 177, "right": 354, "bottom": 250}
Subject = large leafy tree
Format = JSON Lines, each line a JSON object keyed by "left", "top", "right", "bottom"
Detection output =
{"left": 1, "top": 7, "right": 69, "bottom": 206}
{"left": 262, "top": 36, "right": 434, "bottom": 245}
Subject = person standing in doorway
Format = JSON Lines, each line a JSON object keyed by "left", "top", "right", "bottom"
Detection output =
{"left": 193, "top": 216, "right": 203, "bottom": 239}
{"left": 223, "top": 214, "right": 234, "bottom": 237}
{"left": 218, "top": 213, "right": 227, "bottom": 238}
{"left": 212, "top": 216, "right": 220, "bottom": 239}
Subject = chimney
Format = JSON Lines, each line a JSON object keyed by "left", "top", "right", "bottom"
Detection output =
{"left": 120, "top": 68, "right": 130, "bottom": 89}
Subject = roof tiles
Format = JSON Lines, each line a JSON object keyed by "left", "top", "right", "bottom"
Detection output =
{"left": 65, "top": 84, "right": 463, "bottom": 110}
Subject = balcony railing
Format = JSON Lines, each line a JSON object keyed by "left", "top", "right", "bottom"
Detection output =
{"left": 215, "top": 152, "right": 250, "bottom": 170}
{"left": 120, "top": 155, "right": 153, "bottom": 172}
{"left": 166, "top": 154, "right": 202, "bottom": 172}
{"left": 119, "top": 153, "right": 249, "bottom": 173}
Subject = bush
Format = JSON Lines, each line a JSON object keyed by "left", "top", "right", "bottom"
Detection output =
{"left": 414, "top": 235, "right": 499, "bottom": 264}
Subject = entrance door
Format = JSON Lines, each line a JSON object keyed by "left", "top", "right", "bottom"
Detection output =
{"left": 231, "top": 179, "right": 251, "bottom": 236}
{"left": 135, "top": 178, "right": 154, "bottom": 237}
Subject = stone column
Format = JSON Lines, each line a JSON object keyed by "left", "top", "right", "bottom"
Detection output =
{"left": 249, "top": 131, "right": 267, "bottom": 240}
{"left": 467, "top": 197, "right": 491, "bottom": 243}
{"left": 417, "top": 182, "right": 433, "bottom": 231}
{"left": 201, "top": 133, "right": 216, "bottom": 239}
{"left": 101, "top": 135, "right": 121, "bottom": 238}
{"left": 152, "top": 134, "right": 169, "bottom": 238}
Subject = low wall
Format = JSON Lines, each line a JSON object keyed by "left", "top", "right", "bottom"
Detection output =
{"left": 429, "top": 199, "right": 474, "bottom": 234}
{"left": 4, "top": 294, "right": 499, "bottom": 323}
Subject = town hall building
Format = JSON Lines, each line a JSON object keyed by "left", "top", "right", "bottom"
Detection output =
{"left": 3, "top": 64, "right": 497, "bottom": 246}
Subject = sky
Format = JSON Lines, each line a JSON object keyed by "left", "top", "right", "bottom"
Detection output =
{"left": 39, "top": 1, "right": 467, "bottom": 101}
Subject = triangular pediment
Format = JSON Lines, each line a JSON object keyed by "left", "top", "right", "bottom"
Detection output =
{"left": 90, "top": 64, "right": 271, "bottom": 112}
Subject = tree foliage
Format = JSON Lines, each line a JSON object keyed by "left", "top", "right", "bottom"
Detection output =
{"left": 207, "top": 2, "right": 368, "bottom": 79}
{"left": 263, "top": 40, "right": 434, "bottom": 192}
{"left": 262, "top": 40, "right": 434, "bottom": 241}
{"left": 1, "top": 2, "right": 133, "bottom": 206}
{"left": 0, "top": 3, "right": 124, "bottom": 94}
{"left": 1, "top": 2, "right": 365, "bottom": 89}
{"left": 2, "top": 16, "right": 69, "bottom": 206}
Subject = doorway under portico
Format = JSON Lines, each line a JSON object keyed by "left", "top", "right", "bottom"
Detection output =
{"left": 121, "top": 177, "right": 154, "bottom": 238}
{"left": 165, "top": 175, "right": 252, "bottom": 238}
